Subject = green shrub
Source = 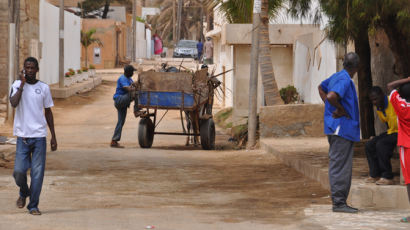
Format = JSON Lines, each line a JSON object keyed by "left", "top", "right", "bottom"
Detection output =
{"left": 279, "top": 85, "right": 299, "bottom": 104}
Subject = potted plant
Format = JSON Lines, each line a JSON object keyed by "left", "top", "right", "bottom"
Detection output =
{"left": 81, "top": 66, "right": 89, "bottom": 80}
{"left": 89, "top": 64, "right": 96, "bottom": 77}
{"left": 64, "top": 71, "right": 73, "bottom": 87}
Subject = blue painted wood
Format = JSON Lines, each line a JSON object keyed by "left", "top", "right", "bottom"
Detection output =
{"left": 138, "top": 91, "right": 195, "bottom": 108}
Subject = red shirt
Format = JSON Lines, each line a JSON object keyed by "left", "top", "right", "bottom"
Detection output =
{"left": 390, "top": 90, "right": 410, "bottom": 148}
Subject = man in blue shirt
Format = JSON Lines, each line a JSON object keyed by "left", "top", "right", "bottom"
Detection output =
{"left": 110, "top": 65, "right": 141, "bottom": 148}
{"left": 318, "top": 52, "right": 360, "bottom": 213}
{"left": 197, "top": 39, "right": 203, "bottom": 62}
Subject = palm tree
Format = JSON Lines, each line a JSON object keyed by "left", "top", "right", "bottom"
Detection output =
{"left": 259, "top": 0, "right": 283, "bottom": 105}
{"left": 81, "top": 29, "right": 103, "bottom": 67}
{"left": 147, "top": 0, "right": 215, "bottom": 44}
{"left": 217, "top": 0, "right": 284, "bottom": 105}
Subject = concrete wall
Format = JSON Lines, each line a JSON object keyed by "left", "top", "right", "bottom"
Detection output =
{"left": 293, "top": 32, "right": 337, "bottom": 104}
{"left": 259, "top": 104, "right": 325, "bottom": 137}
{"left": 210, "top": 36, "right": 234, "bottom": 109}
{"left": 39, "top": 0, "right": 81, "bottom": 84}
{"left": 135, "top": 21, "right": 147, "bottom": 59}
{"left": 232, "top": 45, "right": 294, "bottom": 124}
{"left": 82, "top": 19, "right": 119, "bottom": 69}
{"left": 223, "top": 24, "right": 320, "bottom": 45}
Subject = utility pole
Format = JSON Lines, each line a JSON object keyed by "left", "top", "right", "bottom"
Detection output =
{"left": 14, "top": 0, "right": 20, "bottom": 79}
{"left": 199, "top": 0, "right": 204, "bottom": 42}
{"left": 247, "top": 0, "right": 261, "bottom": 149}
{"left": 132, "top": 0, "right": 136, "bottom": 62}
{"left": 7, "top": 0, "right": 18, "bottom": 122}
{"left": 172, "top": 0, "right": 176, "bottom": 44}
{"left": 59, "top": 0, "right": 64, "bottom": 88}
{"left": 176, "top": 0, "right": 182, "bottom": 42}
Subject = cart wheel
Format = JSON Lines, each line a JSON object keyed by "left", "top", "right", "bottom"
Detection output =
{"left": 200, "top": 118, "right": 215, "bottom": 150}
{"left": 138, "top": 118, "right": 154, "bottom": 148}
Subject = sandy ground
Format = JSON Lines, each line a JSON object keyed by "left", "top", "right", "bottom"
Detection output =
{"left": 0, "top": 72, "right": 408, "bottom": 230}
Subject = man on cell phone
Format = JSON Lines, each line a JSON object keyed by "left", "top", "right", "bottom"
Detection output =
{"left": 9, "top": 57, "right": 57, "bottom": 215}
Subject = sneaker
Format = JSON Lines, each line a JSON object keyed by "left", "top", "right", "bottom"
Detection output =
{"left": 332, "top": 204, "right": 358, "bottom": 213}
{"left": 376, "top": 177, "right": 394, "bottom": 185}
{"left": 364, "top": 176, "right": 380, "bottom": 183}
{"left": 29, "top": 209, "right": 41, "bottom": 215}
{"left": 16, "top": 196, "right": 26, "bottom": 209}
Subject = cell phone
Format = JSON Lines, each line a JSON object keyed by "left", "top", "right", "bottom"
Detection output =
{"left": 23, "top": 70, "right": 27, "bottom": 78}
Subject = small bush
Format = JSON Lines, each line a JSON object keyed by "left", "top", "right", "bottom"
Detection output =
{"left": 89, "top": 64, "right": 95, "bottom": 69}
{"left": 279, "top": 85, "right": 299, "bottom": 104}
{"left": 82, "top": 66, "right": 88, "bottom": 72}
{"left": 64, "top": 72, "right": 71, "bottom": 78}
{"left": 77, "top": 69, "right": 82, "bottom": 74}
{"left": 68, "top": 68, "right": 75, "bottom": 75}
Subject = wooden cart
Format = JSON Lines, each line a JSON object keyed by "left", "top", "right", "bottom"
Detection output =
{"left": 135, "top": 68, "right": 215, "bottom": 150}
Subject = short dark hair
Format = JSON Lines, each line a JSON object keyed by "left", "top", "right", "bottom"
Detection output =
{"left": 124, "top": 65, "right": 135, "bottom": 77}
{"left": 24, "top": 57, "right": 39, "bottom": 69}
{"left": 370, "top": 86, "right": 384, "bottom": 96}
{"left": 343, "top": 52, "right": 360, "bottom": 70}
{"left": 399, "top": 82, "right": 410, "bottom": 100}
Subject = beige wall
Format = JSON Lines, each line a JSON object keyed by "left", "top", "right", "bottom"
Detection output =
{"left": 82, "top": 19, "right": 130, "bottom": 69}
{"left": 223, "top": 24, "right": 319, "bottom": 45}
{"left": 232, "top": 45, "right": 293, "bottom": 125}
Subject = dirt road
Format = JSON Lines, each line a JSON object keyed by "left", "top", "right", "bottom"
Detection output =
{"left": 0, "top": 73, "right": 408, "bottom": 230}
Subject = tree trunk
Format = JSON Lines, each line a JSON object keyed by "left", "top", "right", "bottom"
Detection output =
{"left": 102, "top": 1, "right": 110, "bottom": 19}
{"left": 85, "top": 46, "right": 88, "bottom": 67}
{"left": 259, "top": 0, "right": 281, "bottom": 105}
{"left": 172, "top": 0, "right": 176, "bottom": 44}
{"left": 354, "top": 30, "right": 375, "bottom": 139}
{"left": 368, "top": 28, "right": 400, "bottom": 135}
{"left": 382, "top": 16, "right": 410, "bottom": 78}
{"left": 176, "top": 0, "right": 183, "bottom": 42}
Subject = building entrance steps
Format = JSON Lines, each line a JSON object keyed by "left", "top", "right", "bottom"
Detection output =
{"left": 261, "top": 137, "right": 410, "bottom": 209}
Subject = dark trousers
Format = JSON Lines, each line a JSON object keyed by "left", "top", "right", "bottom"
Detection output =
{"left": 328, "top": 135, "right": 354, "bottom": 206}
{"left": 365, "top": 132, "right": 397, "bottom": 179}
{"left": 112, "top": 94, "right": 138, "bottom": 141}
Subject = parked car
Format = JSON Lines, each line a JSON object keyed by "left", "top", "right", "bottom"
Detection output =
{"left": 173, "top": 40, "right": 198, "bottom": 59}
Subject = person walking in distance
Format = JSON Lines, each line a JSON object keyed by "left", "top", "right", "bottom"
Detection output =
{"left": 318, "top": 52, "right": 360, "bottom": 213}
{"left": 9, "top": 57, "right": 57, "bottom": 215}
{"left": 203, "top": 37, "right": 213, "bottom": 65}
{"left": 386, "top": 77, "right": 410, "bottom": 223}
{"left": 196, "top": 39, "right": 203, "bottom": 62}
{"left": 110, "top": 65, "right": 141, "bottom": 148}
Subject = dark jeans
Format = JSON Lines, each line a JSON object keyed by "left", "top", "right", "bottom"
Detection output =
{"left": 112, "top": 94, "right": 138, "bottom": 141}
{"left": 365, "top": 132, "right": 397, "bottom": 179}
{"left": 328, "top": 135, "right": 354, "bottom": 206}
{"left": 13, "top": 137, "right": 46, "bottom": 211}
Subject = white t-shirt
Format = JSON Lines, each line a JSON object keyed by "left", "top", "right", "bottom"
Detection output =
{"left": 10, "top": 80, "right": 54, "bottom": 138}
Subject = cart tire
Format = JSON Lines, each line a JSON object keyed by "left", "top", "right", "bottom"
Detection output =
{"left": 138, "top": 118, "right": 154, "bottom": 148}
{"left": 200, "top": 118, "right": 215, "bottom": 150}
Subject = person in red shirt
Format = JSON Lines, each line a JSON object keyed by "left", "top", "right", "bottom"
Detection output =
{"left": 387, "top": 77, "right": 410, "bottom": 223}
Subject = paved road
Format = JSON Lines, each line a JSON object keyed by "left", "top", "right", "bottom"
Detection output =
{"left": 0, "top": 72, "right": 408, "bottom": 230}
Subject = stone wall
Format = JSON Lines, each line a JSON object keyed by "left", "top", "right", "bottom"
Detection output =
{"left": 0, "top": 2, "right": 9, "bottom": 98}
{"left": 259, "top": 104, "right": 325, "bottom": 138}
{"left": 0, "top": 1, "right": 40, "bottom": 123}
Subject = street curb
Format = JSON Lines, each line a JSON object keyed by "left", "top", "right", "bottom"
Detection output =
{"left": 261, "top": 138, "right": 410, "bottom": 209}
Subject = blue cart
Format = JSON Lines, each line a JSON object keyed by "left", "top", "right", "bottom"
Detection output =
{"left": 136, "top": 69, "right": 215, "bottom": 150}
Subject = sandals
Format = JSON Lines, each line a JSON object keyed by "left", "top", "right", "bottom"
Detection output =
{"left": 400, "top": 217, "right": 410, "bottom": 223}
{"left": 29, "top": 209, "right": 42, "bottom": 215}
{"left": 110, "top": 140, "right": 124, "bottom": 148}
